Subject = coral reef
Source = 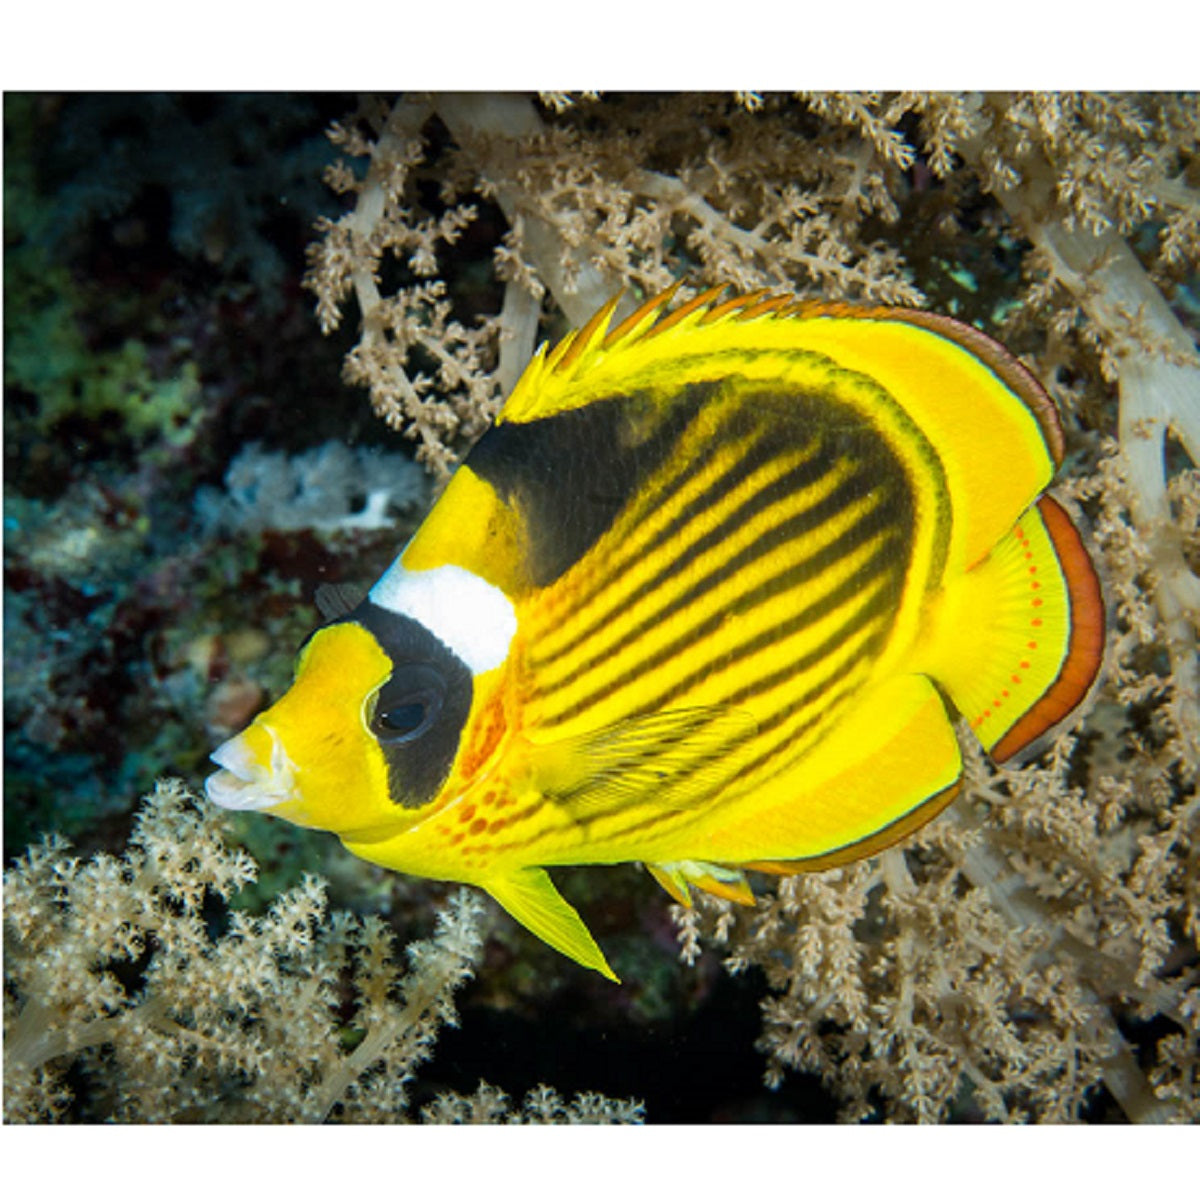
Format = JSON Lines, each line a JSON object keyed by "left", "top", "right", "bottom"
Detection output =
{"left": 305, "top": 92, "right": 1199, "bottom": 1122}
{"left": 20, "top": 94, "right": 341, "bottom": 299}
{"left": 2, "top": 780, "right": 643, "bottom": 1124}
{"left": 2, "top": 93, "right": 409, "bottom": 857}
{"left": 195, "top": 440, "right": 428, "bottom": 534}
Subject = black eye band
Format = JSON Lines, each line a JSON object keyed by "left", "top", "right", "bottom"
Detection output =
{"left": 351, "top": 602, "right": 474, "bottom": 809}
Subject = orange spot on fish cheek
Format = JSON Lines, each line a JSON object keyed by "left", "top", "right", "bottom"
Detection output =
{"left": 458, "top": 688, "right": 511, "bottom": 779}
{"left": 459, "top": 804, "right": 476, "bottom": 824}
{"left": 470, "top": 818, "right": 487, "bottom": 836}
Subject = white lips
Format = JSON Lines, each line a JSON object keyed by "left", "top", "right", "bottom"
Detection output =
{"left": 204, "top": 724, "right": 298, "bottom": 811}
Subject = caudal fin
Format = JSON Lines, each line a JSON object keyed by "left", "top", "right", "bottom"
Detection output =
{"left": 935, "top": 495, "right": 1104, "bottom": 761}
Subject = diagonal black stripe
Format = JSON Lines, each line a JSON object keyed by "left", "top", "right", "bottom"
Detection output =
{"left": 533, "top": 430, "right": 832, "bottom": 673}
{"left": 730, "top": 598, "right": 892, "bottom": 734}
{"left": 541, "top": 524, "right": 902, "bottom": 728}
{"left": 721, "top": 624, "right": 890, "bottom": 789}
{"left": 535, "top": 462, "right": 905, "bottom": 712}
{"left": 545, "top": 422, "right": 789, "bottom": 636}
{"left": 636, "top": 555, "right": 897, "bottom": 722}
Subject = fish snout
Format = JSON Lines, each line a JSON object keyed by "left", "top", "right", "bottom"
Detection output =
{"left": 205, "top": 722, "right": 298, "bottom": 812}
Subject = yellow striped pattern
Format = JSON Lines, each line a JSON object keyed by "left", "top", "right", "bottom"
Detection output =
{"left": 491, "top": 371, "right": 939, "bottom": 865}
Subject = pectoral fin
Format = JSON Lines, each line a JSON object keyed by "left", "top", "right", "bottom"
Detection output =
{"left": 529, "top": 706, "right": 757, "bottom": 819}
{"left": 314, "top": 582, "right": 368, "bottom": 621}
{"left": 486, "top": 868, "right": 619, "bottom": 983}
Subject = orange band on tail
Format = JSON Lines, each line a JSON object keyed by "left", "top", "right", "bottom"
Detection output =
{"left": 991, "top": 496, "right": 1105, "bottom": 762}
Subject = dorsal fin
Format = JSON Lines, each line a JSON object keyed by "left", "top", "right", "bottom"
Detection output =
{"left": 315, "top": 582, "right": 367, "bottom": 622}
{"left": 509, "top": 287, "right": 1064, "bottom": 470}
{"left": 495, "top": 287, "right": 1064, "bottom": 574}
{"left": 779, "top": 300, "right": 1066, "bottom": 468}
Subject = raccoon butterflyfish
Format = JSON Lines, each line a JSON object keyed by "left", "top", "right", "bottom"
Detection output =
{"left": 206, "top": 287, "right": 1104, "bottom": 982}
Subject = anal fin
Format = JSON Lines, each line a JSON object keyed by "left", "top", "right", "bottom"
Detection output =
{"left": 695, "top": 672, "right": 964, "bottom": 867}
{"left": 741, "top": 779, "right": 960, "bottom": 874}
{"left": 486, "top": 868, "right": 619, "bottom": 982}
{"left": 931, "top": 495, "right": 1104, "bottom": 762}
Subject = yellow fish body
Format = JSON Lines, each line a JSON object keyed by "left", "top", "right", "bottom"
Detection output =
{"left": 206, "top": 289, "right": 1105, "bottom": 981}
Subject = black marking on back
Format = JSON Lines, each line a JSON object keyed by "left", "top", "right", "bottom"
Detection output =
{"left": 342, "top": 601, "right": 474, "bottom": 810}
{"left": 466, "top": 382, "right": 721, "bottom": 587}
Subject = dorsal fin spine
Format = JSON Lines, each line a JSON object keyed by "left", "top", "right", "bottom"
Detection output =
{"left": 542, "top": 330, "right": 576, "bottom": 375}
{"left": 736, "top": 294, "right": 793, "bottom": 322}
{"left": 699, "top": 288, "right": 771, "bottom": 325}
{"left": 635, "top": 283, "right": 721, "bottom": 340}
{"left": 603, "top": 282, "right": 684, "bottom": 348}
{"left": 553, "top": 294, "right": 622, "bottom": 375}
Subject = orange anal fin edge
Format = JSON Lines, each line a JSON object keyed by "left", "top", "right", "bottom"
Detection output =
{"left": 740, "top": 780, "right": 962, "bottom": 876}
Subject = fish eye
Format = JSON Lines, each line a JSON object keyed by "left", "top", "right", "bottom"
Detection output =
{"left": 371, "top": 663, "right": 446, "bottom": 745}
{"left": 379, "top": 700, "right": 432, "bottom": 734}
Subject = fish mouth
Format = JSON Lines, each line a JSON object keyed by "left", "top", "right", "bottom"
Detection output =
{"left": 205, "top": 723, "right": 298, "bottom": 811}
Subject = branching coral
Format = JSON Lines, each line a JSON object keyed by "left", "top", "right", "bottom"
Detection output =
{"left": 304, "top": 92, "right": 926, "bottom": 477}
{"left": 421, "top": 1081, "right": 644, "bottom": 1124}
{"left": 304, "top": 91, "right": 1198, "bottom": 1122}
{"left": 2, "top": 780, "right": 643, "bottom": 1123}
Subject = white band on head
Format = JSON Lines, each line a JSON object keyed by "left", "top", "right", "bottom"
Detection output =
{"left": 369, "top": 563, "right": 517, "bottom": 674}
